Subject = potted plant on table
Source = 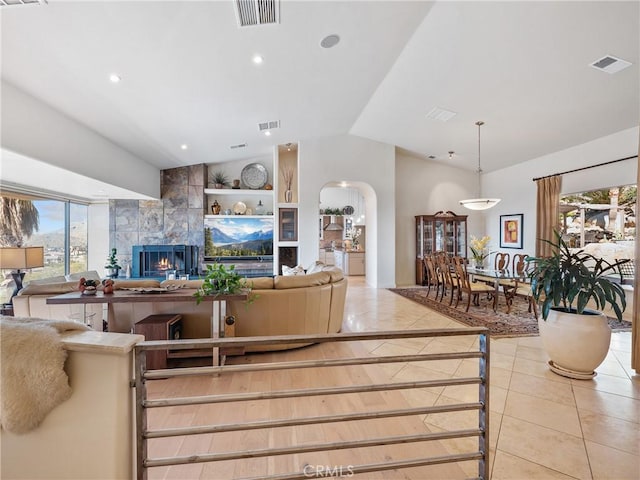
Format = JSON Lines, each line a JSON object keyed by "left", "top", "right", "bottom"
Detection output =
{"left": 194, "top": 263, "right": 252, "bottom": 304}
{"left": 469, "top": 235, "right": 492, "bottom": 269}
{"left": 104, "top": 248, "right": 121, "bottom": 279}
{"left": 526, "top": 231, "right": 629, "bottom": 379}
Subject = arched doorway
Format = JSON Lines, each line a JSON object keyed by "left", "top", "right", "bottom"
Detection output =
{"left": 319, "top": 182, "right": 376, "bottom": 285}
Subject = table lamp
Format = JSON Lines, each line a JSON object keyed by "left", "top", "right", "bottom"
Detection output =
{"left": 0, "top": 246, "right": 45, "bottom": 300}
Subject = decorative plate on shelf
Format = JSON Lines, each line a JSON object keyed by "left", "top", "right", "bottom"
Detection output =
{"left": 241, "top": 163, "right": 268, "bottom": 189}
{"left": 233, "top": 201, "right": 247, "bottom": 215}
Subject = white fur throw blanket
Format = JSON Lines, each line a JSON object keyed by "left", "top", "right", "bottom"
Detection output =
{"left": 0, "top": 315, "right": 90, "bottom": 434}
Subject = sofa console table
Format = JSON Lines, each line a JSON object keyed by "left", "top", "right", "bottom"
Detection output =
{"left": 46, "top": 289, "right": 247, "bottom": 367}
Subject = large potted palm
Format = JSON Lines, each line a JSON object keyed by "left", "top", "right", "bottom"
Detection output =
{"left": 527, "top": 232, "right": 629, "bottom": 379}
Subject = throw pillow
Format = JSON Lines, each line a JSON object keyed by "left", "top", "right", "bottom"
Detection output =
{"left": 282, "top": 264, "right": 305, "bottom": 276}
{"left": 306, "top": 261, "right": 325, "bottom": 275}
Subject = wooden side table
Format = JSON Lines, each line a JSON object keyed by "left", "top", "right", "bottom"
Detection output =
{"left": 133, "top": 314, "right": 182, "bottom": 370}
{"left": 0, "top": 303, "right": 14, "bottom": 316}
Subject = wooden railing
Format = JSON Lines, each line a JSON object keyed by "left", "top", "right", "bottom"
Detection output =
{"left": 134, "top": 328, "right": 490, "bottom": 479}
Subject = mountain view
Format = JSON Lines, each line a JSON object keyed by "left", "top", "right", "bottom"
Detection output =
{"left": 204, "top": 218, "right": 274, "bottom": 257}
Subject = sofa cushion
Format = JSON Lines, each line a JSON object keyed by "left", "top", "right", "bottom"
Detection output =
{"left": 27, "top": 276, "right": 69, "bottom": 286}
{"left": 242, "top": 277, "right": 274, "bottom": 290}
{"left": 18, "top": 282, "right": 78, "bottom": 296}
{"left": 161, "top": 279, "right": 204, "bottom": 289}
{"left": 274, "top": 271, "right": 330, "bottom": 289}
{"left": 113, "top": 279, "right": 161, "bottom": 290}
{"left": 322, "top": 266, "right": 344, "bottom": 283}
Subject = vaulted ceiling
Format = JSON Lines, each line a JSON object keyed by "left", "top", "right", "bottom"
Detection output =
{"left": 1, "top": 1, "right": 638, "bottom": 197}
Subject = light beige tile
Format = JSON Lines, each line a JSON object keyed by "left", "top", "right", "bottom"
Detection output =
{"left": 515, "top": 344, "right": 549, "bottom": 363}
{"left": 570, "top": 372, "right": 640, "bottom": 400}
{"left": 572, "top": 385, "right": 640, "bottom": 424}
{"left": 509, "top": 371, "right": 576, "bottom": 406}
{"left": 578, "top": 409, "right": 640, "bottom": 455}
{"left": 503, "top": 390, "right": 582, "bottom": 436}
{"left": 517, "top": 335, "right": 544, "bottom": 349}
{"left": 584, "top": 440, "right": 640, "bottom": 480}
{"left": 490, "top": 339, "right": 519, "bottom": 357}
{"left": 491, "top": 450, "right": 579, "bottom": 479}
{"left": 497, "top": 416, "right": 591, "bottom": 479}
{"left": 491, "top": 351, "right": 516, "bottom": 371}
{"left": 512, "top": 356, "right": 572, "bottom": 384}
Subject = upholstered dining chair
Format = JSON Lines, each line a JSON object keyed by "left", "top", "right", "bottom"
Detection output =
{"left": 452, "top": 256, "right": 496, "bottom": 312}
{"left": 500, "top": 253, "right": 538, "bottom": 318}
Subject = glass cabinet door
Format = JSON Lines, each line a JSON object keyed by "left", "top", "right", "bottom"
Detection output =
{"left": 416, "top": 218, "right": 423, "bottom": 258}
{"left": 456, "top": 220, "right": 467, "bottom": 256}
{"left": 424, "top": 220, "right": 434, "bottom": 254}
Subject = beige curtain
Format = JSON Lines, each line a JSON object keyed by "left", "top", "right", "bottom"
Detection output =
{"left": 632, "top": 135, "right": 639, "bottom": 374}
{"left": 535, "top": 175, "right": 562, "bottom": 257}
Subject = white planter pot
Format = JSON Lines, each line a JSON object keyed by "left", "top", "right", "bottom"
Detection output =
{"left": 538, "top": 308, "right": 611, "bottom": 380}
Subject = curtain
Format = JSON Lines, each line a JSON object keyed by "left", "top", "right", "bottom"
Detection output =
{"left": 632, "top": 134, "right": 639, "bottom": 374}
{"left": 535, "top": 175, "right": 562, "bottom": 257}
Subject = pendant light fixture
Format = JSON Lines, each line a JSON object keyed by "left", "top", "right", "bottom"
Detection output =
{"left": 459, "top": 121, "right": 501, "bottom": 211}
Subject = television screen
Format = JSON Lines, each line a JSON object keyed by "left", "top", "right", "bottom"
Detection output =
{"left": 204, "top": 217, "right": 274, "bottom": 257}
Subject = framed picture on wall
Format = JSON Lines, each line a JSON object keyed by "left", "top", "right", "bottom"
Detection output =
{"left": 500, "top": 214, "right": 523, "bottom": 249}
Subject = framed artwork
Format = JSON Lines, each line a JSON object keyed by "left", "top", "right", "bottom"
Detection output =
{"left": 500, "top": 214, "right": 523, "bottom": 249}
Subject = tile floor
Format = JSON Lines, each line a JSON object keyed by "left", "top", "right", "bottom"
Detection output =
{"left": 343, "top": 277, "right": 639, "bottom": 480}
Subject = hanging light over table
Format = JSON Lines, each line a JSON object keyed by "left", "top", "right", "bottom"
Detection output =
{"left": 459, "top": 121, "right": 501, "bottom": 211}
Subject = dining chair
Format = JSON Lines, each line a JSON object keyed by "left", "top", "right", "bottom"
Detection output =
{"left": 452, "top": 256, "right": 496, "bottom": 312}
{"left": 494, "top": 252, "right": 510, "bottom": 271}
{"left": 422, "top": 255, "right": 441, "bottom": 299}
{"left": 501, "top": 254, "right": 538, "bottom": 318}
{"left": 436, "top": 253, "right": 458, "bottom": 305}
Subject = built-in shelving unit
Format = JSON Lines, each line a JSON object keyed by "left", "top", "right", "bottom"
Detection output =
{"left": 204, "top": 188, "right": 273, "bottom": 196}
{"left": 204, "top": 215, "right": 274, "bottom": 220}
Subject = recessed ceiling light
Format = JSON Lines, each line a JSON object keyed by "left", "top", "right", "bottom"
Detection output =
{"left": 252, "top": 55, "right": 264, "bottom": 64}
{"left": 320, "top": 34, "right": 340, "bottom": 49}
{"left": 180, "top": 144, "right": 188, "bottom": 150}
{"left": 264, "top": 131, "right": 271, "bottom": 136}
{"left": 109, "top": 73, "right": 121, "bottom": 83}
{"left": 448, "top": 151, "right": 455, "bottom": 160}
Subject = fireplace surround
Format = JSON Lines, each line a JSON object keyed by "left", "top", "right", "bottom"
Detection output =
{"left": 132, "top": 245, "right": 199, "bottom": 278}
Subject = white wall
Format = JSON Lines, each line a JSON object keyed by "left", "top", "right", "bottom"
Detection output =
{"left": 1, "top": 81, "right": 160, "bottom": 199}
{"left": 395, "top": 149, "right": 480, "bottom": 286}
{"left": 88, "top": 202, "right": 110, "bottom": 276}
{"left": 298, "top": 135, "right": 395, "bottom": 287}
{"left": 483, "top": 126, "right": 639, "bottom": 258}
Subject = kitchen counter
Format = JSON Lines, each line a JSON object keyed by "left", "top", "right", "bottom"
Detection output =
{"left": 333, "top": 249, "right": 365, "bottom": 276}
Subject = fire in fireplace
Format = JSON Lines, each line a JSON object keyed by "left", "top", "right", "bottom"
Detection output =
{"left": 132, "top": 245, "right": 199, "bottom": 278}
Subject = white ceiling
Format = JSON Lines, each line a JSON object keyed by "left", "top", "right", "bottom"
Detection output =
{"left": 1, "top": 1, "right": 638, "bottom": 199}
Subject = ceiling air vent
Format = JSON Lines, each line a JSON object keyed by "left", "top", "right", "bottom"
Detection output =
{"left": 0, "top": 0, "right": 47, "bottom": 6}
{"left": 234, "top": 0, "right": 279, "bottom": 27}
{"left": 230, "top": 143, "right": 247, "bottom": 150}
{"left": 426, "top": 107, "right": 457, "bottom": 122}
{"left": 589, "top": 55, "right": 632, "bottom": 74}
{"left": 258, "top": 120, "right": 280, "bottom": 131}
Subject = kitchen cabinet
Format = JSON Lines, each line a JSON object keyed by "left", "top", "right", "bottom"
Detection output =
{"left": 319, "top": 249, "right": 335, "bottom": 266}
{"left": 333, "top": 249, "right": 365, "bottom": 276}
{"left": 415, "top": 211, "right": 467, "bottom": 285}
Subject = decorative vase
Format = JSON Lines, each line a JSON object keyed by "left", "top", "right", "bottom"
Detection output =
{"left": 285, "top": 189, "right": 293, "bottom": 203}
{"left": 473, "top": 258, "right": 485, "bottom": 269}
{"left": 538, "top": 307, "right": 611, "bottom": 379}
{"left": 232, "top": 179, "right": 241, "bottom": 189}
{"left": 212, "top": 200, "right": 221, "bottom": 215}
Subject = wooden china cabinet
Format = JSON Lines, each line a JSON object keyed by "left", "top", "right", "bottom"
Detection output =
{"left": 415, "top": 211, "right": 468, "bottom": 285}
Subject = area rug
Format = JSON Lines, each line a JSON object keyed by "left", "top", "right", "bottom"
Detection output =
{"left": 388, "top": 287, "right": 632, "bottom": 338}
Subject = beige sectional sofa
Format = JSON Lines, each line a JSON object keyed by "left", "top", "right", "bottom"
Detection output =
{"left": 13, "top": 268, "right": 347, "bottom": 352}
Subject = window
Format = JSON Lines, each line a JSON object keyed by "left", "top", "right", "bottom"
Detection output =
{"left": 560, "top": 184, "right": 636, "bottom": 248}
{"left": 0, "top": 192, "right": 88, "bottom": 303}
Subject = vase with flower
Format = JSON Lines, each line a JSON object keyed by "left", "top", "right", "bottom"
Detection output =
{"left": 469, "top": 235, "right": 492, "bottom": 269}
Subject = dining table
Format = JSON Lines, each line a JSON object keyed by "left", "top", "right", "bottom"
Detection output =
{"left": 46, "top": 288, "right": 248, "bottom": 366}
{"left": 466, "top": 267, "right": 529, "bottom": 312}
